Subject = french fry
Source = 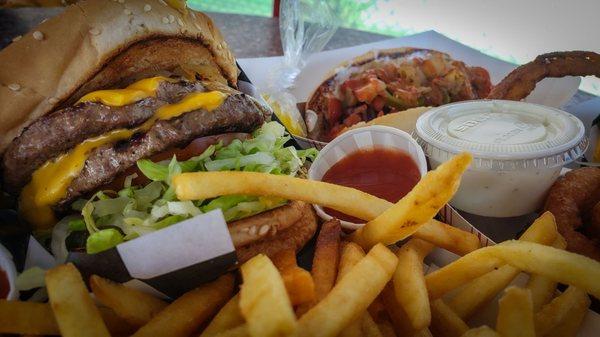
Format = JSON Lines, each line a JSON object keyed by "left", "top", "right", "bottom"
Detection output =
{"left": 460, "top": 326, "right": 500, "bottom": 337}
{"left": 518, "top": 211, "right": 558, "bottom": 243}
{"left": 295, "top": 244, "right": 398, "bottom": 337}
{"left": 545, "top": 290, "right": 591, "bottom": 337}
{"left": 368, "top": 297, "right": 388, "bottom": 323}
{"left": 527, "top": 274, "right": 558, "bottom": 312}
{"left": 336, "top": 242, "right": 382, "bottom": 337}
{"left": 337, "top": 242, "right": 366, "bottom": 281}
{"left": 173, "top": 170, "right": 477, "bottom": 251}
{"left": 534, "top": 286, "right": 589, "bottom": 336}
{"left": 0, "top": 300, "right": 58, "bottom": 335}
{"left": 380, "top": 284, "right": 416, "bottom": 337}
{"left": 339, "top": 320, "right": 364, "bottom": 337}
{"left": 496, "top": 287, "right": 535, "bottom": 337}
{"left": 296, "top": 219, "right": 341, "bottom": 315}
{"left": 447, "top": 265, "right": 517, "bottom": 319}
{"left": 98, "top": 306, "right": 138, "bottom": 336}
{"left": 351, "top": 153, "right": 472, "bottom": 249}
{"left": 239, "top": 254, "right": 297, "bottom": 337}
{"left": 338, "top": 244, "right": 365, "bottom": 337}
{"left": 429, "top": 299, "right": 468, "bottom": 337}
{"left": 213, "top": 325, "right": 250, "bottom": 337}
{"left": 412, "top": 219, "right": 479, "bottom": 256}
{"left": 199, "top": 294, "right": 244, "bottom": 337}
{"left": 90, "top": 275, "right": 168, "bottom": 327}
{"left": 426, "top": 253, "right": 502, "bottom": 300}
{"left": 311, "top": 219, "right": 342, "bottom": 301}
{"left": 361, "top": 314, "right": 384, "bottom": 337}
{"left": 377, "top": 320, "right": 398, "bottom": 337}
{"left": 45, "top": 264, "right": 111, "bottom": 337}
{"left": 413, "top": 328, "right": 434, "bottom": 337}
{"left": 526, "top": 235, "right": 567, "bottom": 312}
{"left": 393, "top": 239, "right": 434, "bottom": 331}
{"left": 490, "top": 241, "right": 600, "bottom": 298}
{"left": 425, "top": 212, "right": 557, "bottom": 298}
{"left": 132, "top": 273, "right": 234, "bottom": 337}
{"left": 425, "top": 239, "right": 600, "bottom": 300}
{"left": 272, "top": 249, "right": 316, "bottom": 306}
{"left": 0, "top": 300, "right": 135, "bottom": 335}
{"left": 446, "top": 212, "right": 558, "bottom": 318}
{"left": 174, "top": 171, "right": 389, "bottom": 221}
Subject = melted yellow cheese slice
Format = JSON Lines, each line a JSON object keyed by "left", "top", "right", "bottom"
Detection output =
{"left": 78, "top": 76, "right": 172, "bottom": 106}
{"left": 20, "top": 87, "right": 227, "bottom": 229}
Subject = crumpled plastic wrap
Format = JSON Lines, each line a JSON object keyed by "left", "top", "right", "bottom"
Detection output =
{"left": 263, "top": 0, "right": 338, "bottom": 137}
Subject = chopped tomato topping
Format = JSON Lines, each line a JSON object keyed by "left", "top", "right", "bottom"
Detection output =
{"left": 468, "top": 66, "right": 492, "bottom": 98}
{"left": 421, "top": 59, "right": 438, "bottom": 78}
{"left": 352, "top": 78, "right": 386, "bottom": 103}
{"left": 352, "top": 84, "right": 377, "bottom": 103}
{"left": 387, "top": 84, "right": 420, "bottom": 107}
{"left": 326, "top": 97, "right": 343, "bottom": 125}
{"left": 325, "top": 124, "right": 345, "bottom": 141}
{"left": 343, "top": 112, "right": 363, "bottom": 127}
{"left": 343, "top": 78, "right": 368, "bottom": 91}
{"left": 371, "top": 95, "right": 386, "bottom": 112}
{"left": 319, "top": 53, "right": 492, "bottom": 141}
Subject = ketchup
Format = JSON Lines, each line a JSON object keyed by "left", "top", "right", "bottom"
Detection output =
{"left": 321, "top": 148, "right": 421, "bottom": 223}
{"left": 0, "top": 269, "right": 9, "bottom": 299}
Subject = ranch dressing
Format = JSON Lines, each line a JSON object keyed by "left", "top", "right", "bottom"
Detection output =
{"left": 415, "top": 100, "right": 587, "bottom": 217}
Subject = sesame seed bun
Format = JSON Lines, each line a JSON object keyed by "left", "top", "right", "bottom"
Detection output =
{"left": 0, "top": 0, "right": 238, "bottom": 155}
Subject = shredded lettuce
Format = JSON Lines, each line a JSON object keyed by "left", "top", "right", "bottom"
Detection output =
{"left": 68, "top": 218, "right": 86, "bottom": 231}
{"left": 87, "top": 228, "right": 125, "bottom": 254}
{"left": 51, "top": 215, "right": 81, "bottom": 263}
{"left": 63, "top": 122, "right": 317, "bottom": 254}
{"left": 15, "top": 267, "right": 46, "bottom": 291}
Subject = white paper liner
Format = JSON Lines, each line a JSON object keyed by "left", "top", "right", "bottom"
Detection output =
{"left": 117, "top": 210, "right": 234, "bottom": 279}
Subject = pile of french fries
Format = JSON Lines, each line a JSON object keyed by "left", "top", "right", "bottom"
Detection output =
{"left": 1, "top": 153, "right": 599, "bottom": 337}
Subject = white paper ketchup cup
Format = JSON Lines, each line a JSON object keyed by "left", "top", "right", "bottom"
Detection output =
{"left": 0, "top": 243, "right": 18, "bottom": 300}
{"left": 308, "top": 125, "right": 427, "bottom": 230}
{"left": 415, "top": 100, "right": 587, "bottom": 218}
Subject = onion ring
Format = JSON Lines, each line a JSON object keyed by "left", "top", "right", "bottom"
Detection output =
{"left": 488, "top": 51, "right": 600, "bottom": 100}
{"left": 543, "top": 167, "right": 600, "bottom": 261}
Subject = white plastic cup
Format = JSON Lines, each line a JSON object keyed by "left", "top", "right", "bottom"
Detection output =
{"left": 308, "top": 125, "right": 427, "bottom": 230}
{"left": 415, "top": 100, "right": 587, "bottom": 217}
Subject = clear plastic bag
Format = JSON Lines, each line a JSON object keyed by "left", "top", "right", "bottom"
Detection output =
{"left": 263, "top": 0, "right": 338, "bottom": 137}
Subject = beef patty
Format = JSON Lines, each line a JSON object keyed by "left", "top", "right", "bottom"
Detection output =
{"left": 2, "top": 80, "right": 205, "bottom": 193}
{"left": 57, "top": 93, "right": 268, "bottom": 208}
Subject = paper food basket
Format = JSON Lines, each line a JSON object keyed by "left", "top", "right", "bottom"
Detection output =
{"left": 238, "top": 30, "right": 599, "bottom": 334}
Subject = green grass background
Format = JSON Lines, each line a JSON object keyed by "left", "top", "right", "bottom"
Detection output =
{"left": 187, "top": 0, "right": 599, "bottom": 95}
{"left": 186, "top": 0, "right": 408, "bottom": 36}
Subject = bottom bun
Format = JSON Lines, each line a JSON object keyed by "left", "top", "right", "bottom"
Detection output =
{"left": 234, "top": 202, "right": 318, "bottom": 263}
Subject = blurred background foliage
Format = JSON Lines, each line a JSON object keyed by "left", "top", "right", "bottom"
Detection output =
{"left": 187, "top": 0, "right": 600, "bottom": 95}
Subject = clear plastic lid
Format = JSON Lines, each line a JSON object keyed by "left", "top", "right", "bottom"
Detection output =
{"left": 414, "top": 100, "right": 588, "bottom": 170}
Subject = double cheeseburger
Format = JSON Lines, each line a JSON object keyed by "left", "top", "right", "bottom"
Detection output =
{"left": 0, "top": 0, "right": 317, "bottom": 262}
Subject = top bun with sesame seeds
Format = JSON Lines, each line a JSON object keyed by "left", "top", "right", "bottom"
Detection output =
{"left": 0, "top": 0, "right": 238, "bottom": 154}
